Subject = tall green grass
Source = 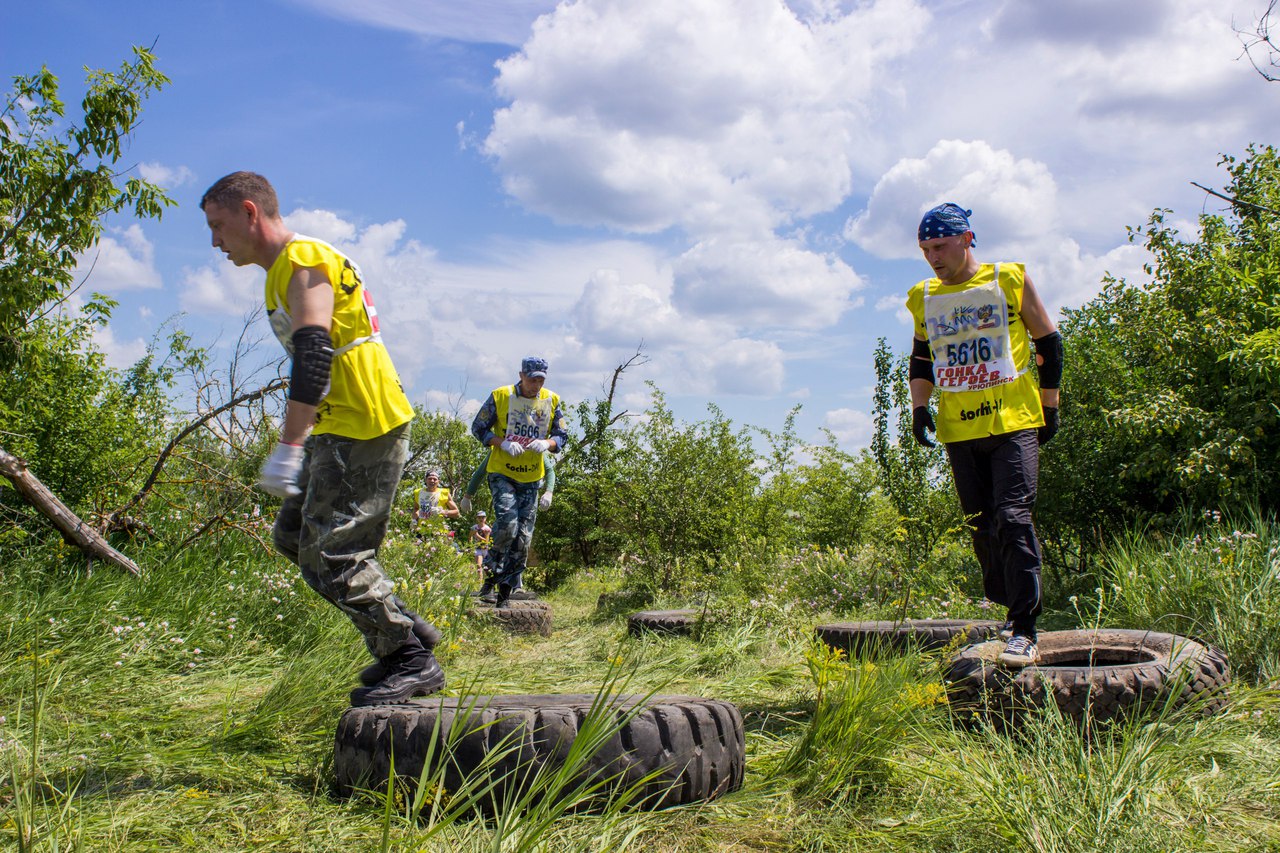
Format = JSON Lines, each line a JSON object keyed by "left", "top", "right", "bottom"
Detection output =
{"left": 2, "top": 514, "right": 1280, "bottom": 851}
{"left": 1089, "top": 507, "right": 1280, "bottom": 683}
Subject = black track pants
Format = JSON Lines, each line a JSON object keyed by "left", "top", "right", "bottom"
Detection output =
{"left": 945, "top": 428, "right": 1043, "bottom": 638}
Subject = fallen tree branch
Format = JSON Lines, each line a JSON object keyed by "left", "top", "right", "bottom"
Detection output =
{"left": 0, "top": 445, "right": 141, "bottom": 575}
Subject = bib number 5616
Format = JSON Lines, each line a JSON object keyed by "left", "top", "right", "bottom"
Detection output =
{"left": 946, "top": 337, "right": 992, "bottom": 366}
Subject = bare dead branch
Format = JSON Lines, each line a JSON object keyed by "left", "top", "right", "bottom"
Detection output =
{"left": 1237, "top": 0, "right": 1280, "bottom": 81}
{"left": 108, "top": 376, "right": 287, "bottom": 526}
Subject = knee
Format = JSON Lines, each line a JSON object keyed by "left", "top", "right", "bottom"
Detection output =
{"left": 993, "top": 504, "right": 1033, "bottom": 534}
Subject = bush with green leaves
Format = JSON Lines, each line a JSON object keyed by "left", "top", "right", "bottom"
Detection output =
{"left": 1039, "top": 145, "right": 1280, "bottom": 567}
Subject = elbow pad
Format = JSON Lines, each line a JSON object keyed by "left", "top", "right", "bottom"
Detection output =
{"left": 289, "top": 325, "right": 334, "bottom": 406}
{"left": 908, "top": 337, "right": 935, "bottom": 384}
{"left": 1033, "top": 331, "right": 1064, "bottom": 389}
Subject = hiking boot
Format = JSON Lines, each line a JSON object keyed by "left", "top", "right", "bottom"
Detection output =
{"left": 998, "top": 634, "right": 1039, "bottom": 668}
{"left": 495, "top": 583, "right": 513, "bottom": 609}
{"left": 350, "top": 647, "right": 445, "bottom": 706}
{"left": 359, "top": 607, "right": 444, "bottom": 686}
{"left": 473, "top": 581, "right": 494, "bottom": 598}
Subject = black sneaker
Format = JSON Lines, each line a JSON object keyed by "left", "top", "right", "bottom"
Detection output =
{"left": 359, "top": 609, "right": 443, "bottom": 686}
{"left": 350, "top": 649, "right": 445, "bottom": 706}
{"left": 472, "top": 582, "right": 494, "bottom": 599}
{"left": 998, "top": 634, "right": 1039, "bottom": 668}
{"left": 494, "top": 583, "right": 513, "bottom": 609}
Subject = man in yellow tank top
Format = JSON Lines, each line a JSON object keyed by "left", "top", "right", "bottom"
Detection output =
{"left": 412, "top": 470, "right": 460, "bottom": 539}
{"left": 469, "top": 356, "right": 569, "bottom": 608}
{"left": 201, "top": 171, "right": 444, "bottom": 706}
{"left": 905, "top": 203, "right": 1064, "bottom": 668}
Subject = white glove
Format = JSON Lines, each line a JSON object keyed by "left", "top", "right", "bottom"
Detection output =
{"left": 458, "top": 495, "right": 473, "bottom": 513}
{"left": 539, "top": 491, "right": 553, "bottom": 510}
{"left": 526, "top": 438, "right": 552, "bottom": 453}
{"left": 500, "top": 439, "right": 525, "bottom": 457}
{"left": 259, "top": 442, "right": 304, "bottom": 498}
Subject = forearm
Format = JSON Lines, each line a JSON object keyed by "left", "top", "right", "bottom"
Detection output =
{"left": 466, "top": 453, "right": 488, "bottom": 495}
{"left": 280, "top": 400, "right": 317, "bottom": 445}
{"left": 909, "top": 378, "right": 934, "bottom": 409}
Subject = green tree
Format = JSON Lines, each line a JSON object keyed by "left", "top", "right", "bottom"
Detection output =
{"left": 1039, "top": 145, "right": 1280, "bottom": 564}
{"left": 0, "top": 48, "right": 183, "bottom": 542}
{"left": 870, "top": 337, "right": 963, "bottom": 569}
{"left": 0, "top": 47, "right": 172, "bottom": 367}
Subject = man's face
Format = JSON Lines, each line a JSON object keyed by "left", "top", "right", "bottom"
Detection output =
{"left": 918, "top": 233, "right": 972, "bottom": 283}
{"left": 204, "top": 200, "right": 256, "bottom": 267}
{"left": 425, "top": 473, "right": 440, "bottom": 489}
{"left": 518, "top": 373, "right": 545, "bottom": 396}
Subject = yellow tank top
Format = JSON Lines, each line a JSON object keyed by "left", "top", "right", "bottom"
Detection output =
{"left": 906, "top": 263, "right": 1044, "bottom": 443}
{"left": 485, "top": 385, "right": 561, "bottom": 484}
{"left": 265, "top": 236, "right": 414, "bottom": 440}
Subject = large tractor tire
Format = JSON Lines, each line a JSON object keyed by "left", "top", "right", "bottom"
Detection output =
{"left": 815, "top": 619, "right": 1003, "bottom": 657}
{"left": 334, "top": 693, "right": 745, "bottom": 812}
{"left": 627, "top": 609, "right": 698, "bottom": 637}
{"left": 944, "top": 628, "right": 1230, "bottom": 728}
{"left": 473, "top": 600, "right": 553, "bottom": 637}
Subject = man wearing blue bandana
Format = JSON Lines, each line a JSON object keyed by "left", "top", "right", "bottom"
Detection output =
{"left": 904, "top": 203, "right": 1064, "bottom": 668}
{"left": 470, "top": 356, "right": 569, "bottom": 608}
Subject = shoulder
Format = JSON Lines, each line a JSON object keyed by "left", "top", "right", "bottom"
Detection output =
{"left": 282, "top": 235, "right": 344, "bottom": 266}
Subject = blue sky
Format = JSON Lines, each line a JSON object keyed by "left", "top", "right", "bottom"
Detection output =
{"left": 4, "top": 0, "right": 1277, "bottom": 449}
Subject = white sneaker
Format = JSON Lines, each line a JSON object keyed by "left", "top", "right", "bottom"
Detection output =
{"left": 998, "top": 635, "right": 1039, "bottom": 668}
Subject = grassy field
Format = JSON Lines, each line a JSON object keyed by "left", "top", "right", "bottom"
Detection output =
{"left": 3, "top": 518, "right": 1280, "bottom": 852}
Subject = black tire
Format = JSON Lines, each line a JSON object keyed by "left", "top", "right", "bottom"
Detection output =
{"left": 627, "top": 609, "right": 698, "bottom": 637}
{"left": 474, "top": 601, "right": 553, "bottom": 637}
{"left": 333, "top": 693, "right": 746, "bottom": 811}
{"left": 944, "top": 628, "right": 1231, "bottom": 728}
{"left": 596, "top": 589, "right": 655, "bottom": 615}
{"left": 815, "top": 619, "right": 1002, "bottom": 657}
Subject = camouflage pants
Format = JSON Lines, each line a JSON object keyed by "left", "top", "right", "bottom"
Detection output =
{"left": 272, "top": 423, "right": 414, "bottom": 659}
{"left": 483, "top": 472, "right": 540, "bottom": 588}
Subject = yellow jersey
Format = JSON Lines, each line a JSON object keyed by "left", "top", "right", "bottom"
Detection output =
{"left": 265, "top": 236, "right": 414, "bottom": 440}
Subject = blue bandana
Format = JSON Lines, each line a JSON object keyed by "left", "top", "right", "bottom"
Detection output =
{"left": 918, "top": 203, "right": 975, "bottom": 245}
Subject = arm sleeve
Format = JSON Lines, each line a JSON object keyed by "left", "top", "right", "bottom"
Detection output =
{"left": 544, "top": 453, "right": 556, "bottom": 492}
{"left": 466, "top": 450, "right": 489, "bottom": 496}
{"left": 548, "top": 399, "right": 569, "bottom": 451}
{"left": 470, "top": 395, "right": 498, "bottom": 445}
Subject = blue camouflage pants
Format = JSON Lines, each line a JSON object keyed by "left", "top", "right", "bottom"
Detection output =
{"left": 272, "top": 423, "right": 415, "bottom": 659}
{"left": 483, "top": 472, "right": 541, "bottom": 588}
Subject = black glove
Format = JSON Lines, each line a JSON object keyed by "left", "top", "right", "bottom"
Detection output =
{"left": 911, "top": 406, "right": 936, "bottom": 448}
{"left": 1039, "top": 406, "right": 1059, "bottom": 445}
